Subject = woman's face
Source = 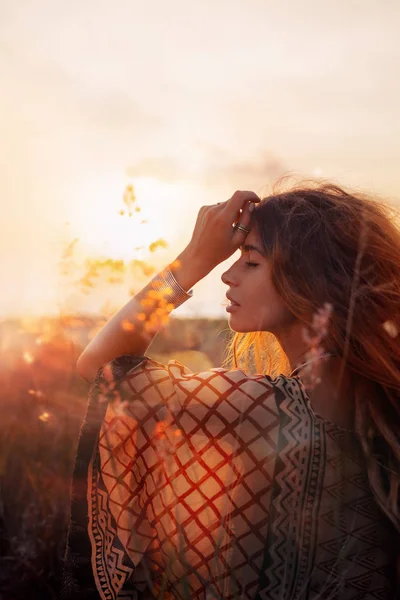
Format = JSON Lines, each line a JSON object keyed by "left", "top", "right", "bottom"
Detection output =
{"left": 221, "top": 228, "right": 297, "bottom": 334}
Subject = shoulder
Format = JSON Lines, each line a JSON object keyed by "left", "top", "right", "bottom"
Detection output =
{"left": 95, "top": 354, "right": 306, "bottom": 409}
{"left": 111, "top": 355, "right": 308, "bottom": 417}
{"left": 94, "top": 354, "right": 312, "bottom": 428}
{"left": 121, "top": 355, "right": 282, "bottom": 391}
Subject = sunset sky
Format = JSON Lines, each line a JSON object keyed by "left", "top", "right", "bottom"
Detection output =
{"left": 1, "top": 1, "right": 400, "bottom": 319}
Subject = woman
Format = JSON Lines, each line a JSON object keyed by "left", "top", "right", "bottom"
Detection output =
{"left": 61, "top": 181, "right": 399, "bottom": 599}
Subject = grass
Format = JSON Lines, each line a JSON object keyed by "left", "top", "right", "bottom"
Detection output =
{"left": 0, "top": 315, "right": 228, "bottom": 599}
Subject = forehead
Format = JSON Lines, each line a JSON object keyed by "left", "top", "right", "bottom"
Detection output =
{"left": 244, "top": 228, "right": 261, "bottom": 245}
{"left": 239, "top": 228, "right": 265, "bottom": 257}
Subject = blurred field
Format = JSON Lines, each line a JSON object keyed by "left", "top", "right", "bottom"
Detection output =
{"left": 0, "top": 315, "right": 229, "bottom": 599}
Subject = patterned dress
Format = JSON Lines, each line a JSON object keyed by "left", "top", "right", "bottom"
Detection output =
{"left": 62, "top": 355, "right": 396, "bottom": 600}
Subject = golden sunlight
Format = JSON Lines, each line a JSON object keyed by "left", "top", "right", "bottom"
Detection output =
{"left": 72, "top": 174, "right": 187, "bottom": 263}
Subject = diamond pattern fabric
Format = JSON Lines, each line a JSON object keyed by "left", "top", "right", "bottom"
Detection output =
{"left": 87, "top": 356, "right": 394, "bottom": 599}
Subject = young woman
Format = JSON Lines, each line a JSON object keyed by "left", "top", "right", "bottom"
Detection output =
{"left": 61, "top": 182, "right": 400, "bottom": 599}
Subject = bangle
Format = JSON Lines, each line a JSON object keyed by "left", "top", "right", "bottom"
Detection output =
{"left": 148, "top": 266, "right": 193, "bottom": 309}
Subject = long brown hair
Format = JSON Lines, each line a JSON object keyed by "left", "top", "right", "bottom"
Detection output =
{"left": 223, "top": 176, "right": 400, "bottom": 531}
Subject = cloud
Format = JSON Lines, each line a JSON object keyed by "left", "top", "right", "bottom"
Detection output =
{"left": 125, "top": 147, "right": 288, "bottom": 192}
{"left": 199, "top": 152, "right": 288, "bottom": 191}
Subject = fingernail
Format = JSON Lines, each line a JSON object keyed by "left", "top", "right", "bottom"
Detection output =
{"left": 249, "top": 202, "right": 255, "bottom": 212}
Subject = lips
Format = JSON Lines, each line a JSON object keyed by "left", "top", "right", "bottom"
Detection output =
{"left": 226, "top": 294, "right": 240, "bottom": 306}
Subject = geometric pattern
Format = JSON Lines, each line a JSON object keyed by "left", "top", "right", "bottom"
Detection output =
{"left": 85, "top": 355, "right": 395, "bottom": 599}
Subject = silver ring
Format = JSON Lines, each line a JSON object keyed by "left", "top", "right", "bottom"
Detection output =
{"left": 233, "top": 223, "right": 251, "bottom": 234}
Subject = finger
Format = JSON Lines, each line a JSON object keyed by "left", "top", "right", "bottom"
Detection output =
{"left": 232, "top": 201, "right": 255, "bottom": 241}
{"left": 228, "top": 190, "right": 261, "bottom": 215}
{"left": 240, "top": 199, "right": 256, "bottom": 225}
{"left": 233, "top": 199, "right": 255, "bottom": 227}
{"left": 232, "top": 222, "right": 251, "bottom": 243}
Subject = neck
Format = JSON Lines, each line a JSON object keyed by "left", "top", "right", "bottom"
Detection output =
{"left": 274, "top": 321, "right": 314, "bottom": 371}
{"left": 274, "top": 321, "right": 357, "bottom": 428}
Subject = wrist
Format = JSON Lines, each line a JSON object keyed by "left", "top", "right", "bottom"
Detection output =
{"left": 170, "top": 247, "right": 211, "bottom": 291}
{"left": 147, "top": 265, "right": 192, "bottom": 311}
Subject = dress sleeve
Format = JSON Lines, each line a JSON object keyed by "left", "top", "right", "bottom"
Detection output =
{"left": 89, "top": 354, "right": 280, "bottom": 600}
{"left": 88, "top": 355, "right": 193, "bottom": 599}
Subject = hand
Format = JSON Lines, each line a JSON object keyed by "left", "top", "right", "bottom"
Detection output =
{"left": 183, "top": 190, "right": 261, "bottom": 275}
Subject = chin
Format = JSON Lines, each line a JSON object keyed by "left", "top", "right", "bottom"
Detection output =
{"left": 228, "top": 317, "right": 258, "bottom": 334}
{"left": 228, "top": 316, "right": 277, "bottom": 334}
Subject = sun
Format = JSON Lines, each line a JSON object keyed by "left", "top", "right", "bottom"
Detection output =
{"left": 71, "top": 173, "right": 188, "bottom": 262}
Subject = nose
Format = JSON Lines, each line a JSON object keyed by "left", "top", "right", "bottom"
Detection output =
{"left": 221, "top": 263, "right": 237, "bottom": 287}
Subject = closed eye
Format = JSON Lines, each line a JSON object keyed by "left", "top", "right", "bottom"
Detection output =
{"left": 246, "top": 262, "right": 259, "bottom": 267}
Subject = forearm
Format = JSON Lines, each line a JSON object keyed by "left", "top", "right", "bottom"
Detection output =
{"left": 76, "top": 248, "right": 210, "bottom": 381}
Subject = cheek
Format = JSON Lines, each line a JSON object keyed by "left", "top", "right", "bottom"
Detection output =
{"left": 249, "top": 282, "right": 294, "bottom": 327}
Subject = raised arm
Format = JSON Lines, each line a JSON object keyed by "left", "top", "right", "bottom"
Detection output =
{"left": 76, "top": 191, "right": 260, "bottom": 382}
{"left": 76, "top": 247, "right": 206, "bottom": 382}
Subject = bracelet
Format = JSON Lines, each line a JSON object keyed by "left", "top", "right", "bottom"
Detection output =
{"left": 148, "top": 266, "right": 193, "bottom": 309}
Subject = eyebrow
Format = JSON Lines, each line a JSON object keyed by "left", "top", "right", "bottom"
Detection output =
{"left": 240, "top": 244, "right": 265, "bottom": 257}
